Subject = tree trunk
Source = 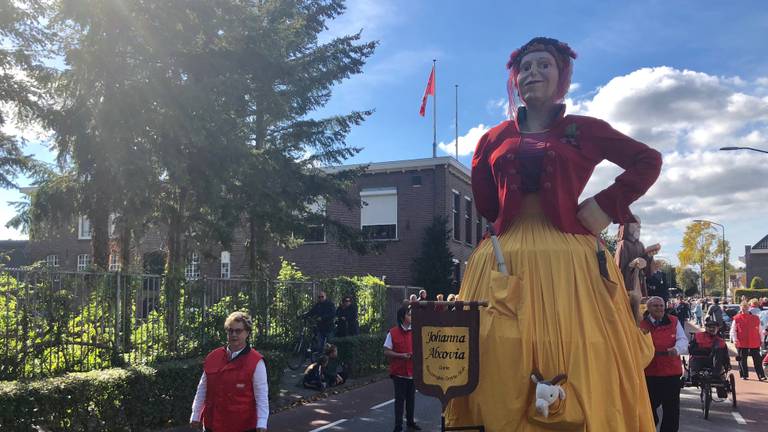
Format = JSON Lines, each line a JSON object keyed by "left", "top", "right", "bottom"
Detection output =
{"left": 164, "top": 187, "right": 187, "bottom": 353}
{"left": 90, "top": 205, "right": 110, "bottom": 270}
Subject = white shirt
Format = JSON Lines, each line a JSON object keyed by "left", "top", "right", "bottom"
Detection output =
{"left": 190, "top": 346, "right": 269, "bottom": 428}
{"left": 649, "top": 316, "right": 689, "bottom": 355}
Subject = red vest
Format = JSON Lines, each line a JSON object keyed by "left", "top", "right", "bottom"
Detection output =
{"left": 388, "top": 326, "right": 413, "bottom": 377}
{"left": 692, "top": 332, "right": 724, "bottom": 356}
{"left": 640, "top": 314, "right": 682, "bottom": 377}
{"left": 202, "top": 346, "right": 263, "bottom": 432}
{"left": 732, "top": 313, "right": 761, "bottom": 349}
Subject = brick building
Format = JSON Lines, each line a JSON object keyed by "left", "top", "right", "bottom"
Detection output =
{"left": 25, "top": 157, "right": 481, "bottom": 286}
{"left": 745, "top": 234, "right": 768, "bottom": 288}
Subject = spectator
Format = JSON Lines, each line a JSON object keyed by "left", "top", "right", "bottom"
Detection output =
{"left": 418, "top": 289, "right": 428, "bottom": 302}
{"left": 303, "top": 355, "right": 329, "bottom": 391}
{"left": 435, "top": 293, "right": 446, "bottom": 312}
{"left": 640, "top": 296, "right": 688, "bottom": 432}
{"left": 303, "top": 291, "right": 336, "bottom": 352}
{"left": 706, "top": 298, "right": 724, "bottom": 334}
{"left": 646, "top": 263, "right": 669, "bottom": 303}
{"left": 384, "top": 306, "right": 421, "bottom": 432}
{"left": 730, "top": 303, "right": 767, "bottom": 380}
{"left": 409, "top": 294, "right": 418, "bottom": 302}
{"left": 674, "top": 297, "right": 690, "bottom": 322}
{"left": 693, "top": 299, "right": 703, "bottom": 326}
{"left": 760, "top": 297, "right": 768, "bottom": 308}
{"left": 335, "top": 295, "right": 359, "bottom": 337}
{"left": 323, "top": 344, "right": 347, "bottom": 388}
{"left": 190, "top": 312, "right": 268, "bottom": 432}
{"left": 748, "top": 299, "right": 761, "bottom": 315}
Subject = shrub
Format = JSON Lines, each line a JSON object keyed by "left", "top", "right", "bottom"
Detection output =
{"left": 750, "top": 276, "right": 766, "bottom": 289}
{"left": 732, "top": 288, "right": 768, "bottom": 302}
{"left": 330, "top": 333, "right": 387, "bottom": 378}
{"left": 0, "top": 350, "right": 286, "bottom": 432}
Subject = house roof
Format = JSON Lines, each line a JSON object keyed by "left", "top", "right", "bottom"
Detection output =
{"left": 753, "top": 234, "right": 768, "bottom": 250}
{"left": 324, "top": 156, "right": 471, "bottom": 180}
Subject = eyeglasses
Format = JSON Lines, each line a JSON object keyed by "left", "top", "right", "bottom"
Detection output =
{"left": 226, "top": 328, "right": 247, "bottom": 335}
{"left": 318, "top": 296, "right": 325, "bottom": 299}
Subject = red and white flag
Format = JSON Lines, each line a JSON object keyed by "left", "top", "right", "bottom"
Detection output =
{"left": 419, "top": 66, "right": 435, "bottom": 117}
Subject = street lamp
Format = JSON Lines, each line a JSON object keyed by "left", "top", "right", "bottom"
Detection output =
{"left": 719, "top": 146, "right": 768, "bottom": 154}
{"left": 693, "top": 219, "right": 726, "bottom": 300}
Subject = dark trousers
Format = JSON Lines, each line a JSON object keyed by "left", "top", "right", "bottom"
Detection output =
{"left": 392, "top": 376, "right": 415, "bottom": 430}
{"left": 737, "top": 348, "right": 766, "bottom": 379}
{"left": 646, "top": 375, "right": 681, "bottom": 432}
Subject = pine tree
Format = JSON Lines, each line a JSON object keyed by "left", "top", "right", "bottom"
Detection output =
{"left": 411, "top": 216, "right": 455, "bottom": 299}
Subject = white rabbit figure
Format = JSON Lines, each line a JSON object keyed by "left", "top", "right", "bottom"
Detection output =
{"left": 531, "top": 372, "right": 567, "bottom": 418}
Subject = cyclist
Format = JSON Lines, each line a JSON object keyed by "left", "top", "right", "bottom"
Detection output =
{"left": 302, "top": 291, "right": 336, "bottom": 353}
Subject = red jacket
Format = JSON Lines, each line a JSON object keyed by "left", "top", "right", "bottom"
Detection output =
{"left": 202, "top": 346, "right": 263, "bottom": 432}
{"left": 690, "top": 332, "right": 725, "bottom": 357}
{"left": 732, "top": 313, "right": 761, "bottom": 349}
{"left": 388, "top": 326, "right": 413, "bottom": 378}
{"left": 640, "top": 314, "right": 683, "bottom": 377}
{"left": 472, "top": 108, "right": 662, "bottom": 235}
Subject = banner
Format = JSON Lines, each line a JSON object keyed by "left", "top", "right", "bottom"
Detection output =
{"left": 412, "top": 302, "right": 481, "bottom": 410}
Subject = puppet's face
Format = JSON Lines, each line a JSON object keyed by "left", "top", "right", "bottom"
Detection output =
{"left": 517, "top": 51, "right": 559, "bottom": 106}
{"left": 628, "top": 222, "right": 641, "bottom": 239}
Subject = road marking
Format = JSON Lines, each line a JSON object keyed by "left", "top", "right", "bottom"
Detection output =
{"left": 732, "top": 411, "right": 747, "bottom": 425}
{"left": 370, "top": 399, "right": 395, "bottom": 410}
{"left": 309, "top": 419, "right": 348, "bottom": 431}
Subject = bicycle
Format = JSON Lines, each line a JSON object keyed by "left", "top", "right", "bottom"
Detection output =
{"left": 287, "top": 317, "right": 322, "bottom": 370}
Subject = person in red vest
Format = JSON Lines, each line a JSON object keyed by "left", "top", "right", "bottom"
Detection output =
{"left": 729, "top": 302, "right": 767, "bottom": 380}
{"left": 190, "top": 311, "right": 268, "bottom": 432}
{"left": 689, "top": 320, "right": 731, "bottom": 396}
{"left": 640, "top": 296, "right": 688, "bottom": 432}
{"left": 383, "top": 305, "right": 421, "bottom": 432}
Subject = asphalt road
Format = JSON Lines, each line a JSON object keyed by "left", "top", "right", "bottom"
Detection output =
{"left": 269, "top": 371, "right": 766, "bottom": 432}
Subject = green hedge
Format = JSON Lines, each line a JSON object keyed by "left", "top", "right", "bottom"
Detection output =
{"left": 733, "top": 288, "right": 768, "bottom": 301}
{"left": 330, "top": 333, "right": 388, "bottom": 378}
{"left": 0, "top": 350, "right": 286, "bottom": 432}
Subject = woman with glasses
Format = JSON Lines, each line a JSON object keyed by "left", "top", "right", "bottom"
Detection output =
{"left": 190, "top": 311, "right": 268, "bottom": 432}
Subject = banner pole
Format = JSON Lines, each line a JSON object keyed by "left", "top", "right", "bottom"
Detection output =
{"left": 433, "top": 59, "right": 437, "bottom": 158}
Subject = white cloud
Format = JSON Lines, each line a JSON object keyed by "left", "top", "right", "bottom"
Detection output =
{"left": 567, "top": 67, "right": 768, "bottom": 153}
{"left": 437, "top": 124, "right": 490, "bottom": 157}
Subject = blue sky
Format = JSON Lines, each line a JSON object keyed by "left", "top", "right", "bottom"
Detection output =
{"left": 3, "top": 0, "right": 768, "bottom": 268}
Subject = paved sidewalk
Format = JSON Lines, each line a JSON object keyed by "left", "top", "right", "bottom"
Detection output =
{"left": 157, "top": 366, "right": 388, "bottom": 432}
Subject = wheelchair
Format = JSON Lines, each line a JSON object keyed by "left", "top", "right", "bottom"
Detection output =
{"left": 681, "top": 346, "right": 737, "bottom": 420}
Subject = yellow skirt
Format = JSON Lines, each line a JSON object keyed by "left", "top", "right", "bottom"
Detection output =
{"left": 445, "top": 195, "right": 655, "bottom": 431}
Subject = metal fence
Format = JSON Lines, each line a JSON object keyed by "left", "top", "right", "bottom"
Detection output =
{"left": 0, "top": 268, "right": 420, "bottom": 380}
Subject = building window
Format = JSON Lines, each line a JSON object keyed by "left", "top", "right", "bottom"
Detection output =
{"left": 45, "top": 254, "right": 59, "bottom": 267}
{"left": 304, "top": 199, "right": 326, "bottom": 243}
{"left": 77, "top": 254, "right": 92, "bottom": 271}
{"left": 108, "top": 213, "right": 118, "bottom": 238}
{"left": 476, "top": 216, "right": 483, "bottom": 245}
{"left": 465, "top": 197, "right": 473, "bottom": 244}
{"left": 109, "top": 253, "right": 121, "bottom": 272}
{"left": 361, "top": 187, "right": 397, "bottom": 240}
{"left": 78, "top": 215, "right": 92, "bottom": 240}
{"left": 452, "top": 191, "right": 461, "bottom": 241}
{"left": 220, "top": 251, "right": 231, "bottom": 279}
{"left": 185, "top": 252, "right": 200, "bottom": 280}
{"left": 411, "top": 175, "right": 422, "bottom": 187}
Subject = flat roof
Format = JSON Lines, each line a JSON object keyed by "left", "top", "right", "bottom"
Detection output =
{"left": 324, "top": 156, "right": 470, "bottom": 179}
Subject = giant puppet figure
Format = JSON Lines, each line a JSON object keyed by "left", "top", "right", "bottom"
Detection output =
{"left": 444, "top": 37, "right": 662, "bottom": 431}
{"left": 615, "top": 218, "right": 661, "bottom": 297}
